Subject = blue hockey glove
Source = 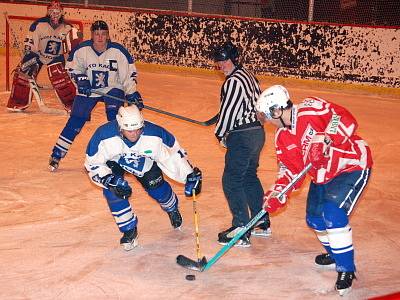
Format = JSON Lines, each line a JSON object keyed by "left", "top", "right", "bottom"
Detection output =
{"left": 101, "top": 174, "right": 132, "bottom": 199}
{"left": 75, "top": 74, "right": 92, "bottom": 96}
{"left": 184, "top": 167, "right": 202, "bottom": 197}
{"left": 126, "top": 91, "right": 144, "bottom": 110}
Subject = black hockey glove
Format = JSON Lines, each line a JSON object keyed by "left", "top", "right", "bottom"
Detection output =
{"left": 126, "top": 91, "right": 144, "bottom": 110}
{"left": 101, "top": 174, "right": 132, "bottom": 199}
{"left": 184, "top": 167, "right": 202, "bottom": 197}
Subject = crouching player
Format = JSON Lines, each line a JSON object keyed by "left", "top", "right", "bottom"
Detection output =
{"left": 256, "top": 85, "right": 372, "bottom": 296}
{"left": 7, "top": 0, "right": 82, "bottom": 112}
{"left": 85, "top": 105, "right": 202, "bottom": 251}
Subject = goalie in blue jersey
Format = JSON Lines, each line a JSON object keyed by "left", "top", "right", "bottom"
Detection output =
{"left": 84, "top": 105, "right": 202, "bottom": 251}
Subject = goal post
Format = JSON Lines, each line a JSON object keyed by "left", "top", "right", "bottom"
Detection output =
{"left": 4, "top": 14, "right": 84, "bottom": 91}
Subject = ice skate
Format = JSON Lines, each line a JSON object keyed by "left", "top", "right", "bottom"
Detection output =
{"left": 120, "top": 227, "right": 138, "bottom": 251}
{"left": 315, "top": 253, "right": 336, "bottom": 269}
{"left": 168, "top": 209, "right": 182, "bottom": 229}
{"left": 251, "top": 219, "right": 272, "bottom": 237}
{"left": 218, "top": 226, "right": 251, "bottom": 248}
{"left": 335, "top": 271, "right": 356, "bottom": 296}
{"left": 49, "top": 156, "right": 60, "bottom": 172}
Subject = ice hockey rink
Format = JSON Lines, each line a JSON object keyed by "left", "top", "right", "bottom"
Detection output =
{"left": 0, "top": 56, "right": 399, "bottom": 299}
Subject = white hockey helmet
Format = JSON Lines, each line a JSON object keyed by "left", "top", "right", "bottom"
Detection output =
{"left": 117, "top": 105, "right": 144, "bottom": 130}
{"left": 256, "top": 85, "right": 291, "bottom": 120}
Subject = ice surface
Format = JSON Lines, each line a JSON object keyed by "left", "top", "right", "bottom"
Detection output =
{"left": 0, "top": 57, "right": 399, "bottom": 299}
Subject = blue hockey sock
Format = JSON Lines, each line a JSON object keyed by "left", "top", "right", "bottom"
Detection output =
{"left": 324, "top": 201, "right": 355, "bottom": 272}
{"left": 104, "top": 189, "right": 137, "bottom": 232}
{"left": 147, "top": 181, "right": 178, "bottom": 212}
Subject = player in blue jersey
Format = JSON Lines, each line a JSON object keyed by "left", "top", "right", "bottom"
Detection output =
{"left": 85, "top": 105, "right": 202, "bottom": 250}
{"left": 7, "top": 0, "right": 82, "bottom": 112}
{"left": 48, "top": 20, "right": 143, "bottom": 171}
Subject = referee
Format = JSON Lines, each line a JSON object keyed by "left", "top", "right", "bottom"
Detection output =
{"left": 213, "top": 41, "right": 271, "bottom": 247}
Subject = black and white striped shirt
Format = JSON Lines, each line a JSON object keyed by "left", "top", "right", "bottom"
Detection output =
{"left": 215, "top": 66, "right": 261, "bottom": 140}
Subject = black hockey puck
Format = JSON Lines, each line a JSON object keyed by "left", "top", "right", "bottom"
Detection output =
{"left": 185, "top": 274, "right": 196, "bottom": 281}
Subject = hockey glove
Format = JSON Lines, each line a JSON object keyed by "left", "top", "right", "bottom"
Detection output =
{"left": 75, "top": 74, "right": 92, "bottom": 96}
{"left": 263, "top": 185, "right": 287, "bottom": 213}
{"left": 308, "top": 132, "right": 331, "bottom": 169}
{"left": 126, "top": 91, "right": 144, "bottom": 110}
{"left": 20, "top": 52, "right": 40, "bottom": 77}
{"left": 101, "top": 174, "right": 132, "bottom": 199}
{"left": 184, "top": 167, "right": 202, "bottom": 197}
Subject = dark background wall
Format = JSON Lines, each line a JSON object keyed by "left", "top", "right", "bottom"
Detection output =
{"left": 1, "top": 2, "right": 399, "bottom": 88}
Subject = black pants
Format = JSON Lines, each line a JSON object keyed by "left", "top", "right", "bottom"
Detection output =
{"left": 222, "top": 127, "right": 267, "bottom": 227}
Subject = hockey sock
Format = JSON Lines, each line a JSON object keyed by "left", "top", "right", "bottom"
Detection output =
{"left": 52, "top": 115, "right": 86, "bottom": 158}
{"left": 324, "top": 201, "right": 355, "bottom": 272}
{"left": 147, "top": 181, "right": 178, "bottom": 212}
{"left": 306, "top": 214, "right": 332, "bottom": 255}
{"left": 104, "top": 188, "right": 137, "bottom": 232}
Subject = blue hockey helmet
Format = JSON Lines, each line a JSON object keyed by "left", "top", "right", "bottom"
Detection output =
{"left": 212, "top": 41, "right": 239, "bottom": 65}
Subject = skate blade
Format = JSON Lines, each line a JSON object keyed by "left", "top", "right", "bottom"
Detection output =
{"left": 122, "top": 239, "right": 138, "bottom": 251}
{"left": 217, "top": 241, "right": 251, "bottom": 248}
{"left": 315, "top": 263, "right": 336, "bottom": 270}
{"left": 337, "top": 286, "right": 352, "bottom": 296}
{"left": 251, "top": 228, "right": 272, "bottom": 237}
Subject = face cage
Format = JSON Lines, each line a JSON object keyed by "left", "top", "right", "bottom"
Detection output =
{"left": 264, "top": 105, "right": 282, "bottom": 120}
{"left": 48, "top": 9, "right": 62, "bottom": 23}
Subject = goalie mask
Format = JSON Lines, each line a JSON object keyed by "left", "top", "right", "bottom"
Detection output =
{"left": 256, "top": 85, "right": 292, "bottom": 120}
{"left": 47, "top": 0, "right": 64, "bottom": 26}
{"left": 117, "top": 105, "right": 144, "bottom": 131}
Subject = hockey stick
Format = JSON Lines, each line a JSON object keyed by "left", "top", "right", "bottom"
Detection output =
{"left": 192, "top": 191, "right": 203, "bottom": 263}
{"left": 28, "top": 78, "right": 67, "bottom": 115}
{"left": 91, "top": 90, "right": 218, "bottom": 126}
{"left": 176, "top": 163, "right": 312, "bottom": 272}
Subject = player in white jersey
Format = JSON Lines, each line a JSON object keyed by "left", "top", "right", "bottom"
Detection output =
{"left": 256, "top": 85, "right": 373, "bottom": 296}
{"left": 85, "top": 105, "right": 202, "bottom": 250}
{"left": 6, "top": 0, "right": 82, "bottom": 112}
{"left": 48, "top": 20, "right": 143, "bottom": 171}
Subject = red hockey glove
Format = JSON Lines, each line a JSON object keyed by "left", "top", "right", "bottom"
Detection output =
{"left": 263, "top": 185, "right": 287, "bottom": 213}
{"left": 308, "top": 132, "right": 331, "bottom": 169}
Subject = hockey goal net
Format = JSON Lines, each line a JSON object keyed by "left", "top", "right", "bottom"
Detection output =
{"left": 4, "top": 14, "right": 85, "bottom": 91}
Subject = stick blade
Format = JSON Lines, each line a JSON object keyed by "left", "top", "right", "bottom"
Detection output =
{"left": 176, "top": 255, "right": 207, "bottom": 272}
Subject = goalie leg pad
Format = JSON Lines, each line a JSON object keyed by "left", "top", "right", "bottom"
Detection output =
{"left": 7, "top": 71, "right": 32, "bottom": 111}
{"left": 47, "top": 62, "right": 76, "bottom": 111}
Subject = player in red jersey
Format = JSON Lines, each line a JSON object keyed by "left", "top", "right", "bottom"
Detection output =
{"left": 256, "top": 85, "right": 372, "bottom": 296}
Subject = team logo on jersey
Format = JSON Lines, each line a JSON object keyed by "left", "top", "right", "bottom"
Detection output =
{"left": 119, "top": 153, "right": 145, "bottom": 174}
{"left": 44, "top": 40, "right": 61, "bottom": 55}
{"left": 91, "top": 71, "right": 109, "bottom": 88}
